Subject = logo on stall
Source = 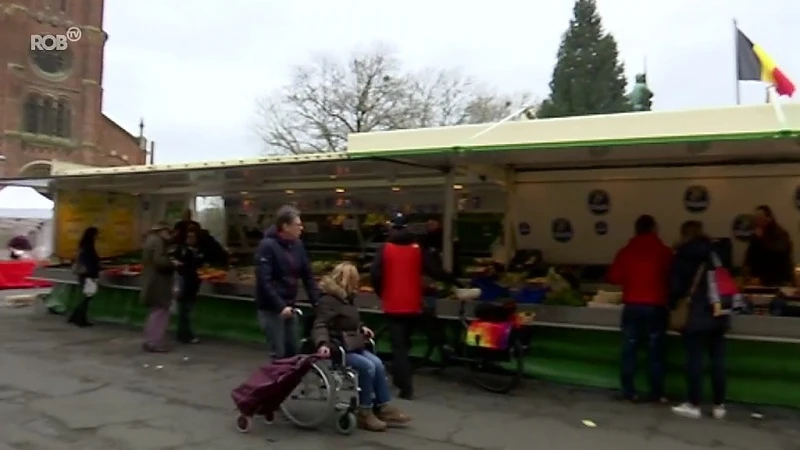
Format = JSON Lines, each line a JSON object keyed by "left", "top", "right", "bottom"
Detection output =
{"left": 587, "top": 189, "right": 610, "bottom": 215}
{"left": 518, "top": 222, "right": 531, "bottom": 236}
{"left": 551, "top": 218, "right": 573, "bottom": 243}
{"left": 731, "top": 214, "right": 755, "bottom": 241}
{"left": 683, "top": 185, "right": 709, "bottom": 213}
{"left": 594, "top": 220, "right": 608, "bottom": 236}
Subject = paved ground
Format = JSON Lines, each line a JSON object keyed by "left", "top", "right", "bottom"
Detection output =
{"left": 0, "top": 289, "right": 798, "bottom": 449}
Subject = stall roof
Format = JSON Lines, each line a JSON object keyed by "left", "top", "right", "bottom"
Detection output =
{"left": 346, "top": 104, "right": 800, "bottom": 170}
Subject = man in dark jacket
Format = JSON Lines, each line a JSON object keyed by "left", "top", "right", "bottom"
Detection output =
{"left": 607, "top": 215, "right": 673, "bottom": 403}
{"left": 255, "top": 205, "right": 320, "bottom": 358}
{"left": 370, "top": 213, "right": 461, "bottom": 399}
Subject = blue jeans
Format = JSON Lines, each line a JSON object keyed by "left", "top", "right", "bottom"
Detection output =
{"left": 346, "top": 350, "right": 391, "bottom": 408}
{"left": 620, "top": 304, "right": 667, "bottom": 399}
{"left": 257, "top": 311, "right": 298, "bottom": 359}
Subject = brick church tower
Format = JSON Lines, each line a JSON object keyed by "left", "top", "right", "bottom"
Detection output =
{"left": 0, "top": 0, "right": 146, "bottom": 178}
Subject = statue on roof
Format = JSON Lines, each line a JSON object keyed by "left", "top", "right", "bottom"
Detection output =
{"left": 629, "top": 73, "right": 653, "bottom": 111}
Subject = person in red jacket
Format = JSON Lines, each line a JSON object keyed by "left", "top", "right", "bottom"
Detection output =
{"left": 370, "top": 213, "right": 461, "bottom": 400}
{"left": 607, "top": 214, "right": 673, "bottom": 403}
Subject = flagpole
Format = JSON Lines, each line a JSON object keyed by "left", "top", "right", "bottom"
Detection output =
{"left": 733, "top": 18, "right": 741, "bottom": 105}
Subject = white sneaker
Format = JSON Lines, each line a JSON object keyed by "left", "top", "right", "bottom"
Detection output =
{"left": 672, "top": 403, "right": 702, "bottom": 419}
{"left": 712, "top": 404, "right": 726, "bottom": 419}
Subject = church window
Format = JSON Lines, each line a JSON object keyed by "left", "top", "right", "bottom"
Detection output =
{"left": 22, "top": 93, "right": 71, "bottom": 138}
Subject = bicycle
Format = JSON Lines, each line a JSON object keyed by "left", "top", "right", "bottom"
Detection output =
{"left": 374, "top": 290, "right": 528, "bottom": 394}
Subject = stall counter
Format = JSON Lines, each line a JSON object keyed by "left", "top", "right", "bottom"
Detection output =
{"left": 32, "top": 267, "right": 800, "bottom": 408}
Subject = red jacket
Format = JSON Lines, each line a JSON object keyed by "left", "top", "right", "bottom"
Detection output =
{"left": 376, "top": 242, "right": 423, "bottom": 314}
{"left": 607, "top": 233, "right": 672, "bottom": 306}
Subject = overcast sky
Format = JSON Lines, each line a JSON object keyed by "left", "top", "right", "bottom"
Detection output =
{"left": 101, "top": 0, "right": 799, "bottom": 164}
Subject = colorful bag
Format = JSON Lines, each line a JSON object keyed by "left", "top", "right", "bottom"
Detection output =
{"left": 707, "top": 252, "right": 737, "bottom": 315}
{"left": 465, "top": 321, "right": 513, "bottom": 350}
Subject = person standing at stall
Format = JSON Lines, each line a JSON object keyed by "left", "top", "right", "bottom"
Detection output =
{"left": 67, "top": 227, "right": 101, "bottom": 327}
{"left": 744, "top": 205, "right": 794, "bottom": 286}
{"left": 370, "top": 213, "right": 462, "bottom": 400}
{"left": 255, "top": 205, "right": 320, "bottom": 359}
{"left": 173, "top": 209, "right": 201, "bottom": 245}
{"left": 670, "top": 220, "right": 729, "bottom": 419}
{"left": 141, "top": 222, "right": 181, "bottom": 353}
{"left": 607, "top": 215, "right": 673, "bottom": 403}
{"left": 174, "top": 229, "right": 204, "bottom": 344}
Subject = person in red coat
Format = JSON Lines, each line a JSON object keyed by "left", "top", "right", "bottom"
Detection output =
{"left": 607, "top": 214, "right": 673, "bottom": 403}
{"left": 370, "top": 213, "right": 461, "bottom": 400}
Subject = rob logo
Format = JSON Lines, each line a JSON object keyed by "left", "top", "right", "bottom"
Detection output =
{"left": 30, "top": 27, "right": 82, "bottom": 51}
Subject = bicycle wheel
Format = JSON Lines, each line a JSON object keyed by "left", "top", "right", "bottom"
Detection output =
{"left": 468, "top": 341, "right": 525, "bottom": 394}
{"left": 373, "top": 323, "right": 436, "bottom": 371}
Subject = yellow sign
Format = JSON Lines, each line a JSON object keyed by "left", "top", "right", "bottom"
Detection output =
{"left": 55, "top": 190, "right": 139, "bottom": 259}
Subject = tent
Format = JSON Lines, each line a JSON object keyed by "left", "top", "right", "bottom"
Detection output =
{"left": 0, "top": 186, "right": 54, "bottom": 259}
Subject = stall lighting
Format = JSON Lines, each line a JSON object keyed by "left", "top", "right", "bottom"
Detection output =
{"left": 285, "top": 189, "right": 295, "bottom": 195}
{"left": 329, "top": 175, "right": 337, "bottom": 180}
{"left": 453, "top": 184, "right": 464, "bottom": 190}
{"left": 391, "top": 186, "right": 401, "bottom": 192}
{"left": 240, "top": 191, "right": 248, "bottom": 195}
{"left": 335, "top": 188, "right": 345, "bottom": 193}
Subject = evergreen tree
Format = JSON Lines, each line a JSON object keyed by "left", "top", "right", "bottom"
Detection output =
{"left": 538, "top": 0, "right": 631, "bottom": 118}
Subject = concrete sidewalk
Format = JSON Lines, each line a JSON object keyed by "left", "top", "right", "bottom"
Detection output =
{"left": 0, "top": 292, "right": 796, "bottom": 449}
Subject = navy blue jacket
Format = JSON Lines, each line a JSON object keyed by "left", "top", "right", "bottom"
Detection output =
{"left": 254, "top": 226, "right": 320, "bottom": 311}
{"left": 669, "top": 237, "right": 730, "bottom": 334}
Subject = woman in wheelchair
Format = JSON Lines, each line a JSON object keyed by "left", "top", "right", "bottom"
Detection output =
{"left": 313, "top": 262, "right": 411, "bottom": 432}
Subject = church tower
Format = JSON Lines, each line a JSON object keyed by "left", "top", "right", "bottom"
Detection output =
{"left": 0, "top": 0, "right": 146, "bottom": 177}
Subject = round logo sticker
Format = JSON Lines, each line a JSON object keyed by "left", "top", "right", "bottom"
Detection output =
{"left": 683, "top": 185, "right": 709, "bottom": 213}
{"left": 587, "top": 189, "right": 610, "bottom": 215}
{"left": 518, "top": 222, "right": 531, "bottom": 236}
{"left": 732, "top": 214, "right": 755, "bottom": 241}
{"left": 551, "top": 218, "right": 573, "bottom": 243}
{"left": 594, "top": 220, "right": 608, "bottom": 236}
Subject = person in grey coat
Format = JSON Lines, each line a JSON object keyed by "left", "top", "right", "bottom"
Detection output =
{"left": 140, "top": 222, "right": 181, "bottom": 352}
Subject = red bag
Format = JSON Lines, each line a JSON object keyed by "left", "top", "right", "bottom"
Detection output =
{"left": 710, "top": 253, "right": 738, "bottom": 296}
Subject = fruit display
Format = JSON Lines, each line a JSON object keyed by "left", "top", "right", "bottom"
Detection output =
{"left": 198, "top": 268, "right": 228, "bottom": 282}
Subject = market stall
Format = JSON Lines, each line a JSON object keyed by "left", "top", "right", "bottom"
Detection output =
{"left": 15, "top": 102, "right": 800, "bottom": 407}
{"left": 0, "top": 186, "right": 54, "bottom": 288}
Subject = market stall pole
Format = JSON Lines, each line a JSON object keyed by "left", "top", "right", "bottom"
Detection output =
{"left": 16, "top": 102, "right": 800, "bottom": 408}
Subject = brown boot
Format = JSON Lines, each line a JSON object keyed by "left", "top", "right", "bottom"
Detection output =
{"left": 357, "top": 409, "right": 387, "bottom": 432}
{"left": 376, "top": 404, "right": 411, "bottom": 426}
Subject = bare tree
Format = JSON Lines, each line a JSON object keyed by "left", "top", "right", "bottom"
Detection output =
{"left": 256, "top": 46, "right": 537, "bottom": 154}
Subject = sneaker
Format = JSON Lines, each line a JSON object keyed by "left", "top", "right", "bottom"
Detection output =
{"left": 712, "top": 404, "right": 726, "bottom": 419}
{"left": 672, "top": 402, "right": 702, "bottom": 419}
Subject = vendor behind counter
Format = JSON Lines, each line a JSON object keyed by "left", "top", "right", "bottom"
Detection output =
{"left": 743, "top": 205, "right": 794, "bottom": 286}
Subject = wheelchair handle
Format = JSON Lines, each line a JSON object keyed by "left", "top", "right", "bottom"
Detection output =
{"left": 292, "top": 308, "right": 303, "bottom": 316}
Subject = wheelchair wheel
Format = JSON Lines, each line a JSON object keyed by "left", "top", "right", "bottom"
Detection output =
{"left": 335, "top": 412, "right": 357, "bottom": 435}
{"left": 280, "top": 361, "right": 337, "bottom": 429}
{"left": 468, "top": 341, "right": 525, "bottom": 394}
{"left": 235, "top": 414, "right": 251, "bottom": 433}
{"left": 373, "top": 324, "right": 436, "bottom": 371}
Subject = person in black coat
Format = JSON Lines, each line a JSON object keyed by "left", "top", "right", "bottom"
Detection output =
{"left": 174, "top": 229, "right": 205, "bottom": 344}
{"left": 68, "top": 227, "right": 101, "bottom": 327}
{"left": 668, "top": 220, "right": 729, "bottom": 420}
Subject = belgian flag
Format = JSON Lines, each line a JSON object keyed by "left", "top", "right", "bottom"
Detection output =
{"left": 736, "top": 28, "right": 795, "bottom": 97}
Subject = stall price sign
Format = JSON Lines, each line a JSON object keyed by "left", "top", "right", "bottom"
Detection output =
{"left": 587, "top": 189, "right": 610, "bottom": 215}
{"left": 55, "top": 190, "right": 138, "bottom": 259}
{"left": 551, "top": 218, "right": 574, "bottom": 243}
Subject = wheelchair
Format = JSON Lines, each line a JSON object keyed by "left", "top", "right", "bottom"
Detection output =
{"left": 277, "top": 311, "right": 374, "bottom": 435}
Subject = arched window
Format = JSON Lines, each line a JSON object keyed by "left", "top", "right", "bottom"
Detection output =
{"left": 23, "top": 94, "right": 40, "bottom": 134}
{"left": 22, "top": 93, "right": 71, "bottom": 138}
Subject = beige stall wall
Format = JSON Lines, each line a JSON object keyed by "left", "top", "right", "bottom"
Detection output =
{"left": 514, "top": 164, "right": 800, "bottom": 265}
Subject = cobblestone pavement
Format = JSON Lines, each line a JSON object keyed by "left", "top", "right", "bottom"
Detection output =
{"left": 0, "top": 290, "right": 797, "bottom": 449}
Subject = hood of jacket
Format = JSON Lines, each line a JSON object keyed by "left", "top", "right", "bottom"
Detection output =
{"left": 676, "top": 236, "right": 713, "bottom": 263}
{"left": 386, "top": 227, "right": 416, "bottom": 246}
{"left": 319, "top": 276, "right": 353, "bottom": 302}
{"left": 264, "top": 225, "right": 297, "bottom": 247}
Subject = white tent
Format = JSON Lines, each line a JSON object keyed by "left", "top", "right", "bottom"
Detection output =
{"left": 0, "top": 187, "right": 54, "bottom": 259}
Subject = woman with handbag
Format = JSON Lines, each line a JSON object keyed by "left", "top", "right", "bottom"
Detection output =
{"left": 67, "top": 227, "right": 100, "bottom": 327}
{"left": 669, "top": 221, "right": 729, "bottom": 420}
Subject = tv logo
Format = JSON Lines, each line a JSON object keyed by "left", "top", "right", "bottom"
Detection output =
{"left": 30, "top": 26, "right": 81, "bottom": 51}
